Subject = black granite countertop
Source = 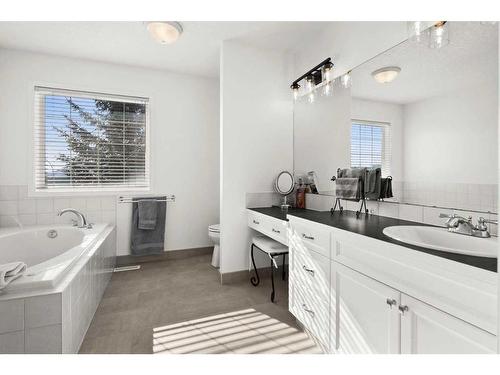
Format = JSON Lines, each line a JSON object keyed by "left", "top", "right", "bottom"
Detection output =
{"left": 248, "top": 207, "right": 497, "bottom": 273}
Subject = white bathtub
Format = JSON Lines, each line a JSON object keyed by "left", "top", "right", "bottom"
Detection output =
{"left": 0, "top": 223, "right": 110, "bottom": 291}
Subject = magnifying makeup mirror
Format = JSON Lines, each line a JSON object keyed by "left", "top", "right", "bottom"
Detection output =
{"left": 274, "top": 171, "right": 295, "bottom": 209}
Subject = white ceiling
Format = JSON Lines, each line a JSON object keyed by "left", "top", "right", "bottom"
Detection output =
{"left": 351, "top": 22, "right": 498, "bottom": 104}
{"left": 0, "top": 21, "right": 328, "bottom": 78}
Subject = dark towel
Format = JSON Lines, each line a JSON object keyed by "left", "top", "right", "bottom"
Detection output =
{"left": 336, "top": 177, "right": 362, "bottom": 201}
{"left": 338, "top": 167, "right": 367, "bottom": 179}
{"left": 131, "top": 196, "right": 166, "bottom": 256}
{"left": 138, "top": 199, "right": 157, "bottom": 230}
{"left": 380, "top": 178, "right": 393, "bottom": 199}
{"left": 365, "top": 168, "right": 381, "bottom": 200}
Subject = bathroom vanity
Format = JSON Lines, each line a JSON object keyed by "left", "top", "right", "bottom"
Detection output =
{"left": 247, "top": 207, "right": 498, "bottom": 354}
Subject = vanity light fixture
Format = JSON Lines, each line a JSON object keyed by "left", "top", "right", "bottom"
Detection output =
{"left": 146, "top": 21, "right": 183, "bottom": 44}
{"left": 290, "top": 57, "right": 333, "bottom": 102}
{"left": 341, "top": 71, "right": 352, "bottom": 89}
{"left": 429, "top": 21, "right": 449, "bottom": 49}
{"left": 371, "top": 66, "right": 401, "bottom": 84}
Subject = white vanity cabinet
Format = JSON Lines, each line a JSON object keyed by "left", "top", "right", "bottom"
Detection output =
{"left": 285, "top": 214, "right": 498, "bottom": 355}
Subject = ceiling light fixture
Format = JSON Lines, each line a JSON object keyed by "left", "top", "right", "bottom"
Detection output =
{"left": 371, "top": 66, "right": 401, "bottom": 84}
{"left": 146, "top": 21, "right": 183, "bottom": 44}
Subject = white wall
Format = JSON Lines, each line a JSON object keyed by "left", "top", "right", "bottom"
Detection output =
{"left": 293, "top": 22, "right": 408, "bottom": 81}
{"left": 403, "top": 81, "right": 498, "bottom": 185}
{"left": 0, "top": 48, "right": 219, "bottom": 254}
{"left": 220, "top": 41, "right": 293, "bottom": 274}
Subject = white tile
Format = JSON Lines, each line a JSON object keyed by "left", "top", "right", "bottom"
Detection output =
{"left": 0, "top": 299, "right": 24, "bottom": 334}
{"left": 86, "top": 211, "right": 102, "bottom": 224}
{"left": 0, "top": 216, "right": 18, "bottom": 227}
{"left": 18, "top": 214, "right": 37, "bottom": 226}
{"left": 378, "top": 202, "right": 399, "bottom": 219}
{"left": 0, "top": 200, "right": 18, "bottom": 215}
{"left": 25, "top": 324, "right": 62, "bottom": 354}
{"left": 53, "top": 198, "right": 71, "bottom": 212}
{"left": 25, "top": 294, "right": 62, "bottom": 328}
{"left": 18, "top": 185, "right": 28, "bottom": 200}
{"left": 101, "top": 210, "right": 116, "bottom": 225}
{"left": 366, "top": 201, "right": 379, "bottom": 216}
{"left": 0, "top": 330, "right": 24, "bottom": 353}
{"left": 488, "top": 214, "right": 498, "bottom": 236}
{"left": 0, "top": 185, "right": 18, "bottom": 200}
{"left": 423, "top": 207, "right": 452, "bottom": 227}
{"left": 37, "top": 213, "right": 55, "bottom": 225}
{"left": 399, "top": 204, "right": 423, "bottom": 223}
{"left": 100, "top": 196, "right": 116, "bottom": 210}
{"left": 18, "top": 199, "right": 36, "bottom": 215}
{"left": 70, "top": 197, "right": 86, "bottom": 210}
{"left": 36, "top": 198, "right": 53, "bottom": 214}
{"left": 86, "top": 198, "right": 101, "bottom": 210}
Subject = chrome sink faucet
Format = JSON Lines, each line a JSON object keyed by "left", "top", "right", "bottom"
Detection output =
{"left": 57, "top": 208, "right": 92, "bottom": 229}
{"left": 440, "top": 213, "right": 497, "bottom": 238}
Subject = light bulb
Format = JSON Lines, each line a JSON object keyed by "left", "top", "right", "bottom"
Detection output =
{"left": 290, "top": 83, "right": 300, "bottom": 101}
{"left": 322, "top": 62, "right": 334, "bottom": 83}
{"left": 408, "top": 21, "right": 426, "bottom": 42}
{"left": 322, "top": 80, "right": 333, "bottom": 97}
{"left": 308, "top": 91, "right": 315, "bottom": 103}
{"left": 305, "top": 74, "right": 315, "bottom": 93}
{"left": 429, "top": 21, "right": 449, "bottom": 49}
{"left": 341, "top": 72, "right": 352, "bottom": 89}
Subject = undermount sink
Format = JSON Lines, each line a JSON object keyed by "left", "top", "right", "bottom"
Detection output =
{"left": 383, "top": 225, "right": 498, "bottom": 258}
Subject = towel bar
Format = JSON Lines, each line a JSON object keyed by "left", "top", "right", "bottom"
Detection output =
{"left": 118, "top": 195, "right": 176, "bottom": 203}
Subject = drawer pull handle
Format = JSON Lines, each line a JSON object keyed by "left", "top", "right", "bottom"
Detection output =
{"left": 272, "top": 228, "right": 281, "bottom": 234}
{"left": 302, "top": 265, "right": 315, "bottom": 276}
{"left": 302, "top": 304, "right": 315, "bottom": 317}
{"left": 386, "top": 298, "right": 397, "bottom": 308}
{"left": 252, "top": 220, "right": 260, "bottom": 225}
{"left": 302, "top": 234, "right": 315, "bottom": 240}
{"left": 398, "top": 305, "right": 409, "bottom": 315}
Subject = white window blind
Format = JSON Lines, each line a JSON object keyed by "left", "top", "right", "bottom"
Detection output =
{"left": 34, "top": 86, "right": 149, "bottom": 191}
{"left": 350, "top": 119, "right": 392, "bottom": 176}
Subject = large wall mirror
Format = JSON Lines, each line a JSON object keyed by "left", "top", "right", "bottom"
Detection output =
{"left": 293, "top": 22, "right": 498, "bottom": 213}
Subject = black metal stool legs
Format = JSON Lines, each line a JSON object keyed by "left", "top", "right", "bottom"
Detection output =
{"left": 282, "top": 254, "right": 286, "bottom": 280}
{"left": 270, "top": 256, "right": 275, "bottom": 302}
{"left": 250, "top": 244, "right": 260, "bottom": 286}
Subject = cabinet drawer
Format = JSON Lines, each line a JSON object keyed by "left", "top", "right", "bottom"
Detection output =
{"left": 290, "top": 282, "right": 330, "bottom": 349}
{"left": 291, "top": 245, "right": 330, "bottom": 297}
{"left": 247, "top": 210, "right": 287, "bottom": 245}
{"left": 289, "top": 217, "right": 330, "bottom": 258}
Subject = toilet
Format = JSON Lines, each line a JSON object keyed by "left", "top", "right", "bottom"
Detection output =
{"left": 208, "top": 224, "right": 220, "bottom": 268}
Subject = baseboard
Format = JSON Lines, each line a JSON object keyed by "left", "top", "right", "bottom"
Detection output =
{"left": 116, "top": 246, "right": 213, "bottom": 266}
{"left": 220, "top": 265, "right": 288, "bottom": 285}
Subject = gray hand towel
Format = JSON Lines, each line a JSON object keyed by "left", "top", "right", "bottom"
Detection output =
{"left": 336, "top": 177, "right": 362, "bottom": 201}
{"left": 365, "top": 168, "right": 381, "bottom": 200}
{"left": 131, "top": 197, "right": 166, "bottom": 256}
{"left": 138, "top": 199, "right": 158, "bottom": 230}
{"left": 338, "top": 167, "right": 367, "bottom": 179}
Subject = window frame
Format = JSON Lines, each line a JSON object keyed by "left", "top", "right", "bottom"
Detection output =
{"left": 350, "top": 118, "right": 392, "bottom": 177}
{"left": 29, "top": 84, "right": 151, "bottom": 196}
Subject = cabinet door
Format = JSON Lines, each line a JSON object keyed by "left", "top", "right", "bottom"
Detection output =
{"left": 400, "top": 294, "right": 497, "bottom": 354}
{"left": 335, "top": 263, "right": 401, "bottom": 354}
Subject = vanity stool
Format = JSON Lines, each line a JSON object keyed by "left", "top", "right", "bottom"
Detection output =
{"left": 250, "top": 235, "right": 288, "bottom": 303}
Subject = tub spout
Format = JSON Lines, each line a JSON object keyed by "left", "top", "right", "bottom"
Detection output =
{"left": 58, "top": 208, "right": 88, "bottom": 228}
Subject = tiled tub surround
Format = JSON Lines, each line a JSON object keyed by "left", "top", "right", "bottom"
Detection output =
{"left": 0, "top": 185, "right": 116, "bottom": 228}
{"left": 0, "top": 225, "right": 116, "bottom": 353}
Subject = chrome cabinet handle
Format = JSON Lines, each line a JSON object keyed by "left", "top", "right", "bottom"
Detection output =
{"left": 302, "top": 304, "right": 315, "bottom": 317}
{"left": 302, "top": 233, "right": 315, "bottom": 240}
{"left": 302, "top": 265, "right": 315, "bottom": 276}
{"left": 272, "top": 228, "right": 281, "bottom": 234}
{"left": 398, "top": 305, "right": 409, "bottom": 315}
{"left": 386, "top": 298, "right": 397, "bottom": 308}
{"left": 252, "top": 220, "right": 260, "bottom": 225}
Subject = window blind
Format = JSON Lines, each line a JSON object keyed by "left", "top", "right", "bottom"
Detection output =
{"left": 350, "top": 119, "right": 392, "bottom": 177}
{"left": 34, "top": 86, "right": 149, "bottom": 191}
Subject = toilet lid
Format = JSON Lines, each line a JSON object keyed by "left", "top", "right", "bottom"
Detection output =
{"left": 208, "top": 224, "right": 220, "bottom": 233}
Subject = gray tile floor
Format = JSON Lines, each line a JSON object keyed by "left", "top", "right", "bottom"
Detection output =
{"left": 79, "top": 252, "right": 322, "bottom": 354}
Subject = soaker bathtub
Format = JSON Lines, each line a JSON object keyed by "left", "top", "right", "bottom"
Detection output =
{"left": 0, "top": 223, "right": 111, "bottom": 291}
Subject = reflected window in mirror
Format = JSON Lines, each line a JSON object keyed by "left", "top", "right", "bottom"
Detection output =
{"left": 350, "top": 120, "right": 392, "bottom": 177}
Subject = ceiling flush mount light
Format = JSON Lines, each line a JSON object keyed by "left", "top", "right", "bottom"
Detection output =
{"left": 289, "top": 58, "right": 333, "bottom": 102}
{"left": 429, "top": 21, "right": 449, "bottom": 49}
{"left": 146, "top": 21, "right": 183, "bottom": 44}
{"left": 371, "top": 66, "right": 401, "bottom": 84}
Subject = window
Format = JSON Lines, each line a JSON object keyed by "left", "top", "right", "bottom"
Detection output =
{"left": 34, "top": 86, "right": 149, "bottom": 191}
{"left": 350, "top": 119, "right": 391, "bottom": 176}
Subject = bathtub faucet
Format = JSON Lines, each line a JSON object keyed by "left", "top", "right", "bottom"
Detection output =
{"left": 58, "top": 209, "right": 91, "bottom": 229}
